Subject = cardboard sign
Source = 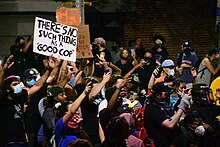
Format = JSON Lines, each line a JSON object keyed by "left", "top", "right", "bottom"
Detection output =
{"left": 76, "top": 25, "right": 93, "bottom": 58}
{"left": 56, "top": 7, "right": 81, "bottom": 26}
{"left": 33, "top": 17, "right": 78, "bottom": 62}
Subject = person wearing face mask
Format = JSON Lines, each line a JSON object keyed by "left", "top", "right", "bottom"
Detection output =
{"left": 169, "top": 79, "right": 186, "bottom": 111}
{"left": 115, "top": 48, "right": 138, "bottom": 77}
{"left": 183, "top": 83, "right": 220, "bottom": 146}
{"left": 154, "top": 59, "right": 176, "bottom": 85}
{"left": 176, "top": 41, "right": 199, "bottom": 87}
{"left": 195, "top": 48, "right": 220, "bottom": 86}
{"left": 144, "top": 82, "right": 192, "bottom": 147}
{"left": 137, "top": 50, "right": 158, "bottom": 91}
{"left": 172, "top": 114, "right": 213, "bottom": 147}
{"left": 0, "top": 72, "right": 51, "bottom": 146}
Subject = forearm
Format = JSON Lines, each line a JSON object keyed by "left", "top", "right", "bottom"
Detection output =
{"left": 0, "top": 69, "right": 5, "bottom": 88}
{"left": 63, "top": 91, "right": 86, "bottom": 125}
{"left": 162, "top": 109, "right": 183, "bottom": 129}
{"left": 107, "top": 88, "right": 120, "bottom": 109}
{"left": 124, "top": 65, "right": 138, "bottom": 79}
{"left": 109, "top": 62, "right": 121, "bottom": 75}
{"left": 88, "top": 80, "right": 106, "bottom": 100}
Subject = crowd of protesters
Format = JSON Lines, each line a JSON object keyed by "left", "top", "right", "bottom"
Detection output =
{"left": 0, "top": 34, "right": 220, "bottom": 147}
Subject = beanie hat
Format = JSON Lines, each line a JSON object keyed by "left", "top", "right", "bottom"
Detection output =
{"left": 48, "top": 85, "right": 65, "bottom": 98}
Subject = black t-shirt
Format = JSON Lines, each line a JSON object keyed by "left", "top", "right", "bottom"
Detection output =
{"left": 92, "top": 48, "right": 112, "bottom": 78}
{"left": 81, "top": 96, "right": 100, "bottom": 145}
{"left": 24, "top": 83, "right": 48, "bottom": 134}
{"left": 138, "top": 60, "right": 158, "bottom": 90}
{"left": 144, "top": 102, "right": 179, "bottom": 147}
{"left": 0, "top": 90, "right": 28, "bottom": 145}
{"left": 115, "top": 59, "right": 133, "bottom": 77}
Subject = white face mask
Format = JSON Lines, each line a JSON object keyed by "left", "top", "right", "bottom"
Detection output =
{"left": 167, "top": 69, "right": 175, "bottom": 76}
{"left": 194, "top": 125, "right": 205, "bottom": 136}
{"left": 216, "top": 54, "right": 219, "bottom": 58}
{"left": 14, "top": 82, "right": 24, "bottom": 94}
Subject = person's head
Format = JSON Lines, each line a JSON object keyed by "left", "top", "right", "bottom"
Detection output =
{"left": 94, "top": 37, "right": 106, "bottom": 49}
{"left": 106, "top": 116, "right": 131, "bottom": 145}
{"left": 83, "top": 76, "right": 99, "bottom": 88}
{"left": 15, "top": 36, "right": 25, "bottom": 48}
{"left": 181, "top": 41, "right": 191, "bottom": 50}
{"left": 68, "top": 139, "right": 93, "bottom": 147}
{"left": 182, "top": 114, "right": 205, "bottom": 136}
{"left": 128, "top": 91, "right": 138, "bottom": 103}
{"left": 172, "top": 79, "right": 186, "bottom": 94}
{"left": 208, "top": 48, "right": 219, "bottom": 59}
{"left": 2, "top": 75, "right": 23, "bottom": 98}
{"left": 23, "top": 69, "right": 37, "bottom": 87}
{"left": 120, "top": 49, "right": 130, "bottom": 60}
{"left": 161, "top": 59, "right": 175, "bottom": 76}
{"left": 164, "top": 75, "right": 176, "bottom": 88}
{"left": 152, "top": 82, "right": 173, "bottom": 100}
{"left": 191, "top": 83, "right": 213, "bottom": 106}
{"left": 48, "top": 85, "right": 67, "bottom": 104}
{"left": 56, "top": 101, "right": 72, "bottom": 119}
{"left": 216, "top": 88, "right": 220, "bottom": 99}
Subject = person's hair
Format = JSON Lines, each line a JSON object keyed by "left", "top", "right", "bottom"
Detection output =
{"left": 208, "top": 48, "right": 218, "bottom": 56}
{"left": 15, "top": 36, "right": 24, "bottom": 44}
{"left": 144, "top": 50, "right": 154, "bottom": 57}
{"left": 172, "top": 79, "right": 185, "bottom": 88}
{"left": 68, "top": 139, "right": 93, "bottom": 147}
{"left": 56, "top": 101, "right": 72, "bottom": 119}
{"left": 119, "top": 48, "right": 131, "bottom": 59}
{"left": 104, "top": 116, "right": 130, "bottom": 147}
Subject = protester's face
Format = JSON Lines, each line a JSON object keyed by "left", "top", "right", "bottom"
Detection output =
{"left": 178, "top": 82, "right": 186, "bottom": 92}
{"left": 56, "top": 92, "right": 67, "bottom": 103}
{"left": 122, "top": 50, "right": 129, "bottom": 58}
{"left": 9, "top": 81, "right": 20, "bottom": 92}
{"left": 157, "top": 91, "right": 170, "bottom": 99}
{"left": 144, "top": 52, "right": 153, "bottom": 58}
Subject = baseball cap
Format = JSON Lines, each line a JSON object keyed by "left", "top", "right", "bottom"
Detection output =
{"left": 162, "top": 59, "right": 175, "bottom": 68}
{"left": 48, "top": 85, "right": 65, "bottom": 98}
{"left": 23, "top": 69, "right": 37, "bottom": 79}
{"left": 2, "top": 75, "right": 20, "bottom": 93}
{"left": 151, "top": 82, "right": 172, "bottom": 94}
{"left": 182, "top": 41, "right": 191, "bottom": 48}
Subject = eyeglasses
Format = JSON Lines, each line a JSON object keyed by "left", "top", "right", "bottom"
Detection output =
{"left": 216, "top": 88, "right": 220, "bottom": 93}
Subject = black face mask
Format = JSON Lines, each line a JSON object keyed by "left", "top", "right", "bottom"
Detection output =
{"left": 184, "top": 48, "right": 191, "bottom": 57}
{"left": 144, "top": 57, "right": 153, "bottom": 62}
{"left": 18, "top": 43, "right": 25, "bottom": 49}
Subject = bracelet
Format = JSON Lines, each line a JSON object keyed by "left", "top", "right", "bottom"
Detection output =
{"left": 116, "top": 87, "right": 121, "bottom": 91}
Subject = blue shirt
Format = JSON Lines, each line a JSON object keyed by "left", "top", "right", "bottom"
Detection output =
{"left": 55, "top": 117, "right": 78, "bottom": 147}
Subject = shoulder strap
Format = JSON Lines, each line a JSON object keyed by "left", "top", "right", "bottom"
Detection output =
{"left": 197, "top": 57, "right": 209, "bottom": 78}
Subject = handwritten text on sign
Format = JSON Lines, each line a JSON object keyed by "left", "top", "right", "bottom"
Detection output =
{"left": 33, "top": 17, "right": 78, "bottom": 62}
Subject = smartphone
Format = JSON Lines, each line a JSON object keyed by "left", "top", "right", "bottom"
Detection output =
{"left": 67, "top": 65, "right": 74, "bottom": 71}
{"left": 131, "top": 49, "right": 135, "bottom": 56}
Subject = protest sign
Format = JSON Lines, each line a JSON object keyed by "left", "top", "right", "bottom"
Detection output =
{"left": 33, "top": 17, "right": 78, "bottom": 62}
{"left": 56, "top": 7, "right": 81, "bottom": 26}
{"left": 76, "top": 25, "right": 93, "bottom": 58}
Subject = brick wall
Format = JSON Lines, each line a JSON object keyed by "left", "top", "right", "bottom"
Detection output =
{"left": 123, "top": 0, "right": 218, "bottom": 61}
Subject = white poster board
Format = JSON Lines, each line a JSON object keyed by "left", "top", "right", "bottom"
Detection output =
{"left": 33, "top": 17, "right": 78, "bottom": 62}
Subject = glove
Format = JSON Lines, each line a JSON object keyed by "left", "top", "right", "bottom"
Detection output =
{"left": 178, "top": 96, "right": 192, "bottom": 112}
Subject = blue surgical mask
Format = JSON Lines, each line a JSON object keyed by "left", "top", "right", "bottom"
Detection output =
{"left": 14, "top": 82, "right": 24, "bottom": 94}
{"left": 26, "top": 79, "right": 36, "bottom": 87}
{"left": 177, "top": 91, "right": 182, "bottom": 96}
